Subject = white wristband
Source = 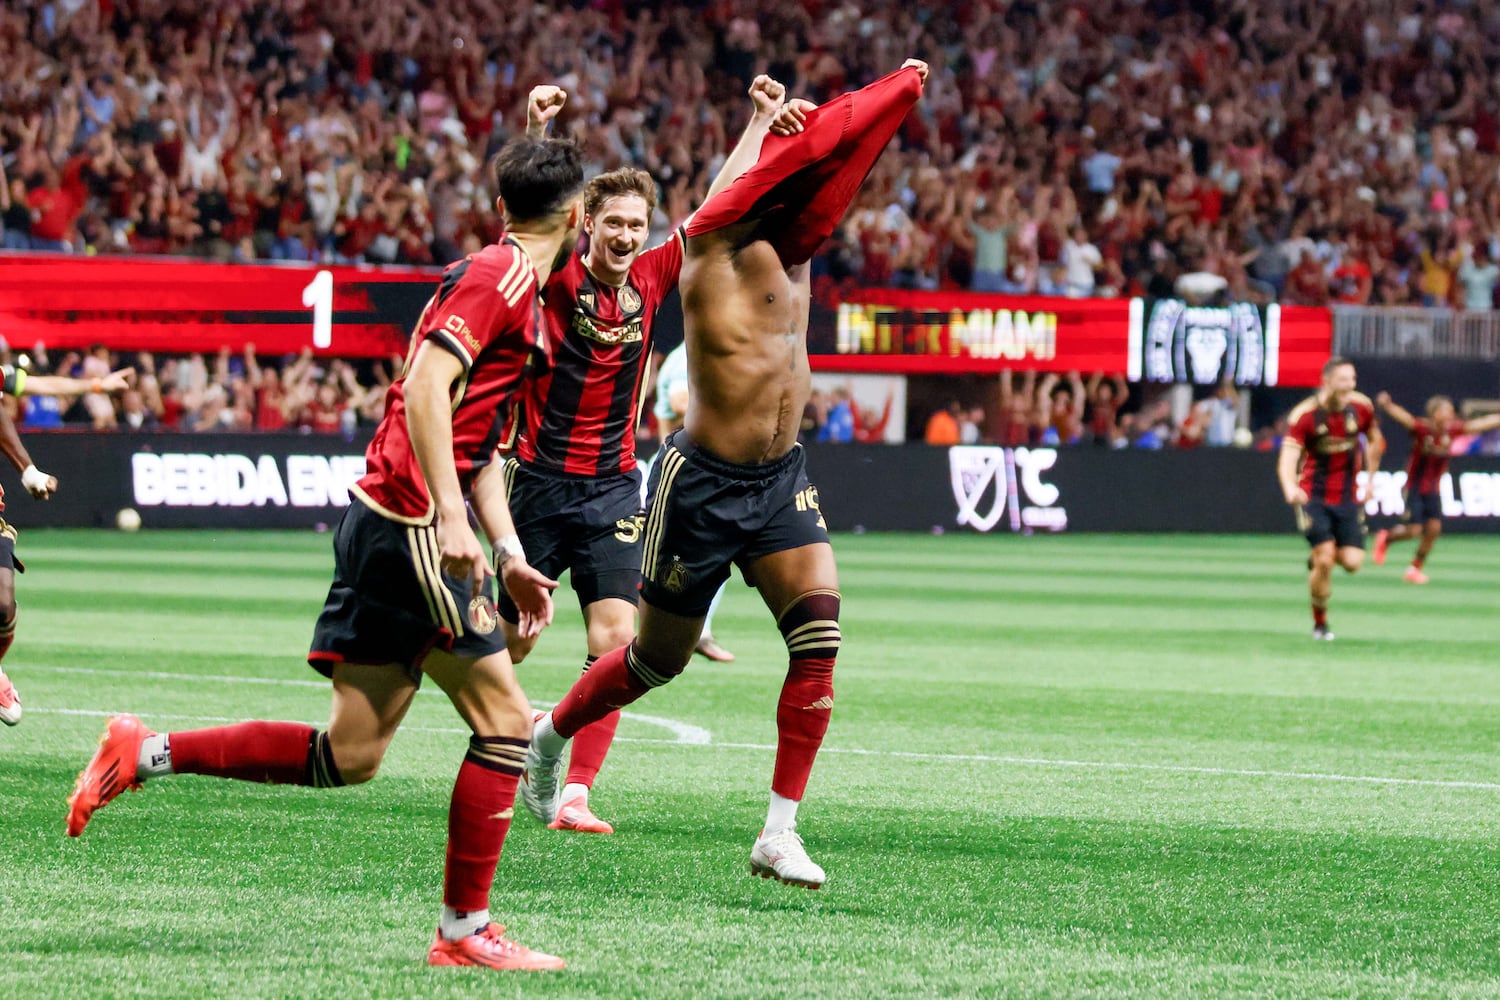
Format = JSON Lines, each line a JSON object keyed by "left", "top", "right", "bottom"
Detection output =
{"left": 494, "top": 534, "right": 526, "bottom": 568}
{"left": 21, "top": 465, "right": 50, "bottom": 491}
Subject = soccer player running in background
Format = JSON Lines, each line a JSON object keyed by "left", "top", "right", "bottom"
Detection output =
{"left": 0, "top": 363, "right": 133, "bottom": 726}
{"left": 1371, "top": 392, "right": 1500, "bottom": 583}
{"left": 66, "top": 137, "right": 584, "bottom": 972}
{"left": 496, "top": 82, "right": 774, "bottom": 835}
{"left": 521, "top": 60, "right": 929, "bottom": 889}
{"left": 1278, "top": 357, "right": 1384, "bottom": 640}
{"left": 650, "top": 340, "right": 736, "bottom": 663}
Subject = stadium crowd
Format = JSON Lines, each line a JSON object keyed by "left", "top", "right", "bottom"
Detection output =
{"left": 4, "top": 0, "right": 1500, "bottom": 447}
{"left": 6, "top": 0, "right": 1500, "bottom": 308}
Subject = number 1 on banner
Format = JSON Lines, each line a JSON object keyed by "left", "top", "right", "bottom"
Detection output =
{"left": 302, "top": 270, "right": 333, "bottom": 348}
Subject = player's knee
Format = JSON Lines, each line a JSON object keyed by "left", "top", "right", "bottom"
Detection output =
{"left": 594, "top": 622, "right": 635, "bottom": 654}
{"left": 330, "top": 741, "right": 385, "bottom": 786}
{"left": 1310, "top": 548, "right": 1335, "bottom": 571}
{"left": 778, "top": 590, "right": 841, "bottom": 661}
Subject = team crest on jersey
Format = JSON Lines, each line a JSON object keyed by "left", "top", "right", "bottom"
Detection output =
{"left": 663, "top": 556, "right": 688, "bottom": 593}
{"left": 1344, "top": 412, "right": 1358, "bottom": 434}
{"left": 619, "top": 286, "right": 642, "bottom": 314}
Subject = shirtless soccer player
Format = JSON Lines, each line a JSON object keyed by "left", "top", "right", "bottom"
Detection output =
{"left": 1278, "top": 357, "right": 1383, "bottom": 640}
{"left": 520, "top": 60, "right": 929, "bottom": 888}
{"left": 66, "top": 137, "right": 583, "bottom": 971}
{"left": 1372, "top": 392, "right": 1500, "bottom": 583}
{"left": 497, "top": 80, "right": 781, "bottom": 835}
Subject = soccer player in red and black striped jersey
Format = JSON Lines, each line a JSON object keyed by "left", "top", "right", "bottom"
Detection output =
{"left": 1278, "top": 357, "right": 1384, "bottom": 640}
{"left": 500, "top": 80, "right": 784, "bottom": 835}
{"left": 1371, "top": 392, "right": 1500, "bottom": 583}
{"left": 66, "top": 137, "right": 585, "bottom": 972}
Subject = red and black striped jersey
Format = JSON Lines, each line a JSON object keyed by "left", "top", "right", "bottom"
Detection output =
{"left": 1405, "top": 418, "right": 1464, "bottom": 495}
{"left": 1286, "top": 393, "right": 1376, "bottom": 505}
{"left": 354, "top": 239, "right": 548, "bottom": 522}
{"left": 515, "top": 231, "right": 684, "bottom": 476}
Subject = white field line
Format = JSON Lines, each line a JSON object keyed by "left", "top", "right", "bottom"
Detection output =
{"left": 25, "top": 664, "right": 710, "bottom": 745}
{"left": 20, "top": 665, "right": 1500, "bottom": 793}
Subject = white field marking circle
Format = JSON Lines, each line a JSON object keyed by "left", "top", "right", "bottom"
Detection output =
{"left": 26, "top": 664, "right": 711, "bottom": 744}
{"left": 19, "top": 664, "right": 1500, "bottom": 793}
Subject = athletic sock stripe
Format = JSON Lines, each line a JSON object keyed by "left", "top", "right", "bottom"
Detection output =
{"left": 783, "top": 620, "right": 840, "bottom": 643}
{"left": 407, "top": 526, "right": 446, "bottom": 628}
{"left": 465, "top": 734, "right": 528, "bottom": 773}
{"left": 642, "top": 449, "right": 686, "bottom": 578}
{"left": 787, "top": 632, "right": 842, "bottom": 649}
{"left": 626, "top": 646, "right": 672, "bottom": 689}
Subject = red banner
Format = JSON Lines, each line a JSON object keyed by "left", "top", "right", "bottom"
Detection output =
{"left": 809, "top": 288, "right": 1331, "bottom": 386}
{"left": 811, "top": 288, "right": 1133, "bottom": 374}
{"left": 0, "top": 253, "right": 437, "bottom": 357}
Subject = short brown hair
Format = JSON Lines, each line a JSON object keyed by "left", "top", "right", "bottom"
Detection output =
{"left": 584, "top": 167, "right": 658, "bottom": 218}
{"left": 1425, "top": 394, "right": 1453, "bottom": 417}
{"left": 1321, "top": 356, "right": 1354, "bottom": 377}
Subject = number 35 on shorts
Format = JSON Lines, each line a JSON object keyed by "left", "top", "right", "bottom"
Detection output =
{"left": 615, "top": 513, "right": 646, "bottom": 544}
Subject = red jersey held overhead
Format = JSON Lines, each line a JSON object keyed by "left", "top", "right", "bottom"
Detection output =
{"left": 355, "top": 239, "right": 548, "bottom": 522}
{"left": 516, "top": 231, "right": 684, "bottom": 476}
{"left": 1405, "top": 418, "right": 1464, "bottom": 495}
{"left": 1286, "top": 392, "right": 1377, "bottom": 505}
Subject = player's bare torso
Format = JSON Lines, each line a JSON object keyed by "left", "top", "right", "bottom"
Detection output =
{"left": 680, "top": 229, "right": 811, "bottom": 465}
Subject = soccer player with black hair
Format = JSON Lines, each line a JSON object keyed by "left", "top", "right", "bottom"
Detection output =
{"left": 67, "top": 137, "right": 583, "bottom": 972}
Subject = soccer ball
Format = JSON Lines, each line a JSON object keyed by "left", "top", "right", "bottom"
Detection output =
{"left": 115, "top": 508, "right": 142, "bottom": 532}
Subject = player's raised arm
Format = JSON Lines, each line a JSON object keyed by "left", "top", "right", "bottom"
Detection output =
{"left": 1374, "top": 391, "right": 1416, "bottom": 430}
{"left": 1464, "top": 411, "right": 1500, "bottom": 433}
{"left": 14, "top": 367, "right": 134, "bottom": 397}
{"left": 525, "top": 85, "right": 567, "bottom": 139}
{"left": 470, "top": 458, "right": 557, "bottom": 640}
{"left": 701, "top": 75, "right": 785, "bottom": 203}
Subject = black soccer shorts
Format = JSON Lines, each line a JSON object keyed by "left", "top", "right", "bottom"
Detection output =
{"left": 495, "top": 459, "right": 645, "bottom": 624}
{"left": 309, "top": 498, "right": 505, "bottom": 682}
{"left": 639, "top": 431, "right": 830, "bottom": 618}
{"left": 1297, "top": 501, "right": 1365, "bottom": 550}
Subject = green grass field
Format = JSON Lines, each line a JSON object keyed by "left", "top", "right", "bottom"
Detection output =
{"left": 3, "top": 529, "right": 1499, "bottom": 999}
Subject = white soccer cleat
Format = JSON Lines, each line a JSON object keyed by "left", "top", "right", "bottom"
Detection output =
{"left": 0, "top": 670, "right": 20, "bottom": 726}
{"left": 750, "top": 827, "right": 826, "bottom": 889}
{"left": 519, "top": 728, "right": 561, "bottom": 824}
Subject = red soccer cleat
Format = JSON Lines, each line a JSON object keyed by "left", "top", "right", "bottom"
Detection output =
{"left": 427, "top": 923, "right": 565, "bottom": 971}
{"left": 1403, "top": 566, "right": 1430, "bottom": 585}
{"left": 0, "top": 669, "right": 20, "bottom": 726}
{"left": 1372, "top": 529, "right": 1390, "bottom": 566}
{"left": 66, "top": 714, "right": 152, "bottom": 837}
{"left": 548, "top": 796, "right": 614, "bottom": 834}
